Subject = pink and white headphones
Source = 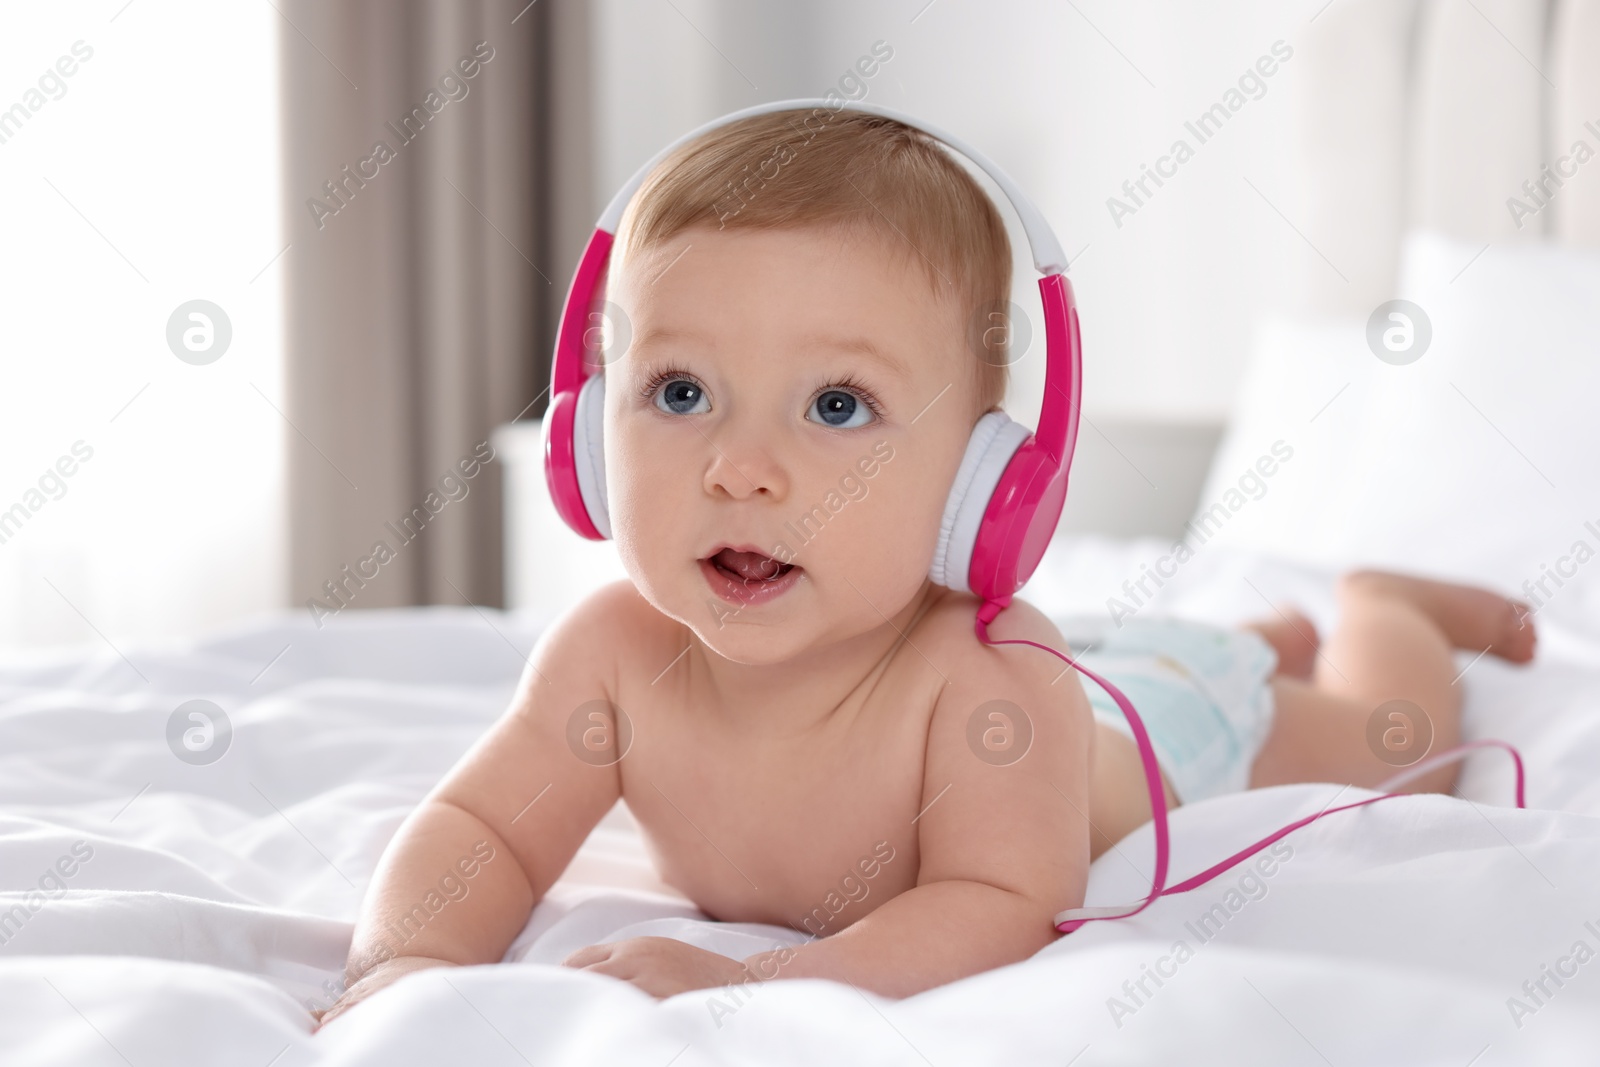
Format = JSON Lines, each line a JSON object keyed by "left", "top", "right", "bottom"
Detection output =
{"left": 541, "top": 97, "right": 1082, "bottom": 608}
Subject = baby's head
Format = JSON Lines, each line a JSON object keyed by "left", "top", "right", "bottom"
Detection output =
{"left": 599, "top": 108, "right": 1015, "bottom": 663}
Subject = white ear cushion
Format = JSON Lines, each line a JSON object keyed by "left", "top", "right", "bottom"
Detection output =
{"left": 573, "top": 373, "right": 611, "bottom": 538}
{"left": 928, "top": 411, "right": 1031, "bottom": 593}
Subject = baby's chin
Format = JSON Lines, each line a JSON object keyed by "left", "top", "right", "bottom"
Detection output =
{"left": 668, "top": 573, "right": 823, "bottom": 666}
{"left": 646, "top": 575, "right": 934, "bottom": 669}
{"left": 686, "top": 621, "right": 819, "bottom": 667}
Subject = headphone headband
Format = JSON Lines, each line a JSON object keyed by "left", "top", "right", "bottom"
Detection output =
{"left": 544, "top": 99, "right": 1082, "bottom": 605}
{"left": 597, "top": 97, "right": 1069, "bottom": 276}
{"left": 577, "top": 96, "right": 1079, "bottom": 468}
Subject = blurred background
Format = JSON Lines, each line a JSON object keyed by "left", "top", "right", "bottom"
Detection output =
{"left": 2, "top": 0, "right": 1591, "bottom": 647}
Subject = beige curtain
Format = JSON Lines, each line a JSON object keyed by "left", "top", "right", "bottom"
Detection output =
{"left": 277, "top": 0, "right": 581, "bottom": 614}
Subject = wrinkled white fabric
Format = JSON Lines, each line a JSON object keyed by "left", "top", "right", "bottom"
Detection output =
{"left": 3, "top": 543, "right": 1599, "bottom": 1065}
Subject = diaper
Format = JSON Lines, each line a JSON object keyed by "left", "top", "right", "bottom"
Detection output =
{"left": 1065, "top": 616, "right": 1279, "bottom": 805}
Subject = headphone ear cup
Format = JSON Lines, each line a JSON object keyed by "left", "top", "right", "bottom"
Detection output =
{"left": 929, "top": 411, "right": 1031, "bottom": 593}
{"left": 572, "top": 373, "right": 612, "bottom": 539}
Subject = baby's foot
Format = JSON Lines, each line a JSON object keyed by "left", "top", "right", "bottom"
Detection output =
{"left": 1243, "top": 608, "right": 1320, "bottom": 679}
{"left": 1339, "top": 570, "right": 1537, "bottom": 663}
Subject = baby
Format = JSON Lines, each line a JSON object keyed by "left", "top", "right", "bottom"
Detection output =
{"left": 314, "top": 111, "right": 1536, "bottom": 1026}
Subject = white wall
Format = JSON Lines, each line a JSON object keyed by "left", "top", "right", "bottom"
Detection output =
{"left": 585, "top": 0, "right": 1323, "bottom": 426}
{"left": 503, "top": 0, "right": 1324, "bottom": 616}
{"left": 0, "top": 1, "right": 1332, "bottom": 644}
{"left": 0, "top": 1, "right": 284, "bottom": 648}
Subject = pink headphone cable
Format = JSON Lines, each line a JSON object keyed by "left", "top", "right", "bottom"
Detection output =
{"left": 971, "top": 599, "right": 1529, "bottom": 934}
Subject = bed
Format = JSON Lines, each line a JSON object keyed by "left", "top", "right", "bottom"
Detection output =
{"left": 5, "top": 537, "right": 1600, "bottom": 1065}
{"left": 8, "top": 0, "right": 1600, "bottom": 1063}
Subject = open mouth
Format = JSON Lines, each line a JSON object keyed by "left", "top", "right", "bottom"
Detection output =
{"left": 708, "top": 547, "right": 795, "bottom": 583}
{"left": 698, "top": 546, "right": 804, "bottom": 607}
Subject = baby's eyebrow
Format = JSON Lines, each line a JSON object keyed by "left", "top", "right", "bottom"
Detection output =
{"left": 795, "top": 333, "right": 911, "bottom": 380}
{"left": 631, "top": 326, "right": 701, "bottom": 352}
{"left": 632, "top": 326, "right": 911, "bottom": 381}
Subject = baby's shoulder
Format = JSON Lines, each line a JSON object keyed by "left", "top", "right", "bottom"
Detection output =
{"left": 909, "top": 591, "right": 1085, "bottom": 725}
{"left": 567, "top": 577, "right": 659, "bottom": 628}
{"left": 579, "top": 578, "right": 680, "bottom": 638}
{"left": 540, "top": 579, "right": 685, "bottom": 684}
{"left": 910, "top": 591, "right": 1071, "bottom": 672}
{"left": 912, "top": 592, "right": 1092, "bottom": 790}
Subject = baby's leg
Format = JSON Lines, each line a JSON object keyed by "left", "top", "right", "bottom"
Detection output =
{"left": 1242, "top": 609, "right": 1320, "bottom": 679}
{"left": 1246, "top": 570, "right": 1534, "bottom": 795}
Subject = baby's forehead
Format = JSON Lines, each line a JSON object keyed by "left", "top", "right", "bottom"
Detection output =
{"left": 615, "top": 224, "right": 966, "bottom": 325}
{"left": 608, "top": 225, "right": 981, "bottom": 400}
{"left": 635, "top": 217, "right": 940, "bottom": 269}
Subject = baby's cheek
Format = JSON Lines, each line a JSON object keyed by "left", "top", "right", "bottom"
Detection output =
{"left": 607, "top": 486, "right": 684, "bottom": 599}
{"left": 611, "top": 454, "right": 688, "bottom": 544}
{"left": 861, "top": 478, "right": 942, "bottom": 557}
{"left": 845, "top": 508, "right": 938, "bottom": 594}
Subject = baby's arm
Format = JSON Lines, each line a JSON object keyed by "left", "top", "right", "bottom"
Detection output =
{"left": 743, "top": 599, "right": 1095, "bottom": 997}
{"left": 315, "top": 583, "right": 632, "bottom": 1026}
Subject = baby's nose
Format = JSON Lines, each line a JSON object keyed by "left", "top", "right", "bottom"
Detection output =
{"left": 701, "top": 424, "right": 788, "bottom": 501}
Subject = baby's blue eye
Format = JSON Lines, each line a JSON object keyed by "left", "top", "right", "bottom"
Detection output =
{"left": 809, "top": 389, "right": 873, "bottom": 429}
{"left": 654, "top": 379, "right": 708, "bottom": 415}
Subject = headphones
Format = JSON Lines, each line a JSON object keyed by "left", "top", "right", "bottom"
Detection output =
{"left": 542, "top": 98, "right": 1082, "bottom": 607}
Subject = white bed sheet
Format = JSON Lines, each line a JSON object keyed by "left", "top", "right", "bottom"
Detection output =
{"left": 3, "top": 538, "right": 1599, "bottom": 1065}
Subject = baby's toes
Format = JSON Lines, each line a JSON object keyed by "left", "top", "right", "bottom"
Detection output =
{"left": 1496, "top": 600, "right": 1538, "bottom": 663}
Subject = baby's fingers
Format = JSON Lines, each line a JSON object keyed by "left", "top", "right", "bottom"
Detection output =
{"left": 312, "top": 999, "right": 351, "bottom": 1033}
{"left": 561, "top": 944, "right": 617, "bottom": 969}
{"left": 313, "top": 955, "right": 457, "bottom": 1033}
{"left": 312, "top": 975, "right": 386, "bottom": 1032}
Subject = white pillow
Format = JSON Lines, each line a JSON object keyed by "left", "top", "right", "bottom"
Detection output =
{"left": 1192, "top": 231, "right": 1600, "bottom": 612}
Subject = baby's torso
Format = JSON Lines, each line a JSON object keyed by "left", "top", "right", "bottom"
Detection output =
{"left": 591, "top": 589, "right": 1154, "bottom": 936}
{"left": 607, "top": 611, "right": 938, "bottom": 934}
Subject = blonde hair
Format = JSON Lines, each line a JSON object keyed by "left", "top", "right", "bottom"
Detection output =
{"left": 607, "top": 107, "right": 1013, "bottom": 419}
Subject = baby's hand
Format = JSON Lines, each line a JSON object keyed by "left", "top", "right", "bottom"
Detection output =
{"left": 562, "top": 936, "right": 753, "bottom": 998}
{"left": 312, "top": 955, "right": 456, "bottom": 1032}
